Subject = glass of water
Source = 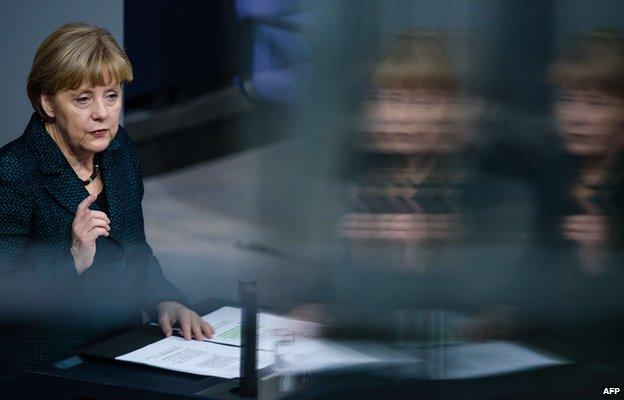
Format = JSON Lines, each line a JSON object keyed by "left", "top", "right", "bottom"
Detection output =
{"left": 273, "top": 328, "right": 296, "bottom": 371}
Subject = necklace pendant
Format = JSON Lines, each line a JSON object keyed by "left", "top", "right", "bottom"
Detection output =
{"left": 82, "top": 159, "right": 100, "bottom": 186}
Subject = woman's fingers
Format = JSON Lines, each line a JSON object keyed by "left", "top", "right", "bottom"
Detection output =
{"left": 74, "top": 211, "right": 111, "bottom": 237}
{"left": 81, "top": 211, "right": 111, "bottom": 228}
{"left": 192, "top": 318, "right": 205, "bottom": 341}
{"left": 563, "top": 214, "right": 609, "bottom": 244}
{"left": 201, "top": 320, "right": 214, "bottom": 339}
{"left": 179, "top": 312, "right": 192, "bottom": 341}
{"left": 77, "top": 193, "right": 98, "bottom": 214}
{"left": 156, "top": 302, "right": 215, "bottom": 341}
{"left": 88, "top": 227, "right": 110, "bottom": 241}
{"left": 86, "top": 217, "right": 111, "bottom": 233}
{"left": 86, "top": 210, "right": 111, "bottom": 224}
{"left": 189, "top": 315, "right": 214, "bottom": 341}
{"left": 180, "top": 312, "right": 208, "bottom": 341}
{"left": 71, "top": 194, "right": 111, "bottom": 273}
{"left": 75, "top": 210, "right": 111, "bottom": 234}
{"left": 159, "top": 312, "right": 174, "bottom": 337}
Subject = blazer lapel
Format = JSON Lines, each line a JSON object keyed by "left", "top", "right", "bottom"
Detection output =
{"left": 100, "top": 135, "right": 127, "bottom": 245}
{"left": 44, "top": 169, "right": 91, "bottom": 216}
{"left": 23, "top": 114, "right": 91, "bottom": 215}
{"left": 23, "top": 113, "right": 127, "bottom": 245}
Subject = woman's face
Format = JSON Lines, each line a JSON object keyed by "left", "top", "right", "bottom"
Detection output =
{"left": 363, "top": 88, "right": 472, "bottom": 154}
{"left": 41, "top": 82, "right": 122, "bottom": 156}
{"left": 554, "top": 89, "right": 624, "bottom": 156}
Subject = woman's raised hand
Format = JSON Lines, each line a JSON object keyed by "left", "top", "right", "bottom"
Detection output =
{"left": 71, "top": 193, "right": 111, "bottom": 274}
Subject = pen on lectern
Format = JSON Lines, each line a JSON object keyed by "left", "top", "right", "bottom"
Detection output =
{"left": 148, "top": 322, "right": 189, "bottom": 339}
{"left": 148, "top": 323, "right": 218, "bottom": 345}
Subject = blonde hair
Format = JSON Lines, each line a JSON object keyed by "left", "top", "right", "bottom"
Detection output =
{"left": 373, "top": 32, "right": 457, "bottom": 92}
{"left": 27, "top": 23, "right": 133, "bottom": 119}
{"left": 550, "top": 30, "right": 624, "bottom": 97}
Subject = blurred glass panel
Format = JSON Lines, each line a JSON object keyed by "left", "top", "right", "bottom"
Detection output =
{"left": 231, "top": 1, "right": 624, "bottom": 396}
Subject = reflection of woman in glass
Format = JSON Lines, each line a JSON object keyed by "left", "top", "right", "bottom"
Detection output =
{"left": 550, "top": 31, "right": 624, "bottom": 273}
{"left": 0, "top": 23, "right": 212, "bottom": 396}
{"left": 338, "top": 32, "right": 479, "bottom": 271}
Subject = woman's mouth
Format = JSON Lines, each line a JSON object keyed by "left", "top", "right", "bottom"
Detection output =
{"left": 89, "top": 129, "right": 109, "bottom": 138}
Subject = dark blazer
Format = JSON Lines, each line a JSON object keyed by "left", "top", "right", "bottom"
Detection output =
{"left": 0, "top": 114, "right": 186, "bottom": 393}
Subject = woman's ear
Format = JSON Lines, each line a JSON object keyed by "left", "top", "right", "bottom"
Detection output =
{"left": 40, "top": 92, "right": 55, "bottom": 119}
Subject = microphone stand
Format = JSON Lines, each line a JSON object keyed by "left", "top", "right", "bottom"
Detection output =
{"left": 237, "top": 279, "right": 258, "bottom": 397}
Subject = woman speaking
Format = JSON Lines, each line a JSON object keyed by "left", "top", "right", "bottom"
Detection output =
{"left": 0, "top": 23, "right": 212, "bottom": 396}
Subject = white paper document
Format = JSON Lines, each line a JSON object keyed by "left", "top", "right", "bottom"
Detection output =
{"left": 202, "top": 306, "right": 322, "bottom": 351}
{"left": 115, "top": 336, "right": 273, "bottom": 378}
{"left": 274, "top": 339, "right": 397, "bottom": 374}
{"left": 438, "top": 341, "right": 567, "bottom": 379}
{"left": 273, "top": 340, "right": 565, "bottom": 379}
{"left": 116, "top": 307, "right": 565, "bottom": 380}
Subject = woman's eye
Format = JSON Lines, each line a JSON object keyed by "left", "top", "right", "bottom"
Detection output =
{"left": 582, "top": 98, "right": 606, "bottom": 107}
{"left": 556, "top": 95, "right": 572, "bottom": 103}
{"left": 75, "top": 96, "right": 90, "bottom": 104}
{"left": 105, "top": 93, "right": 119, "bottom": 101}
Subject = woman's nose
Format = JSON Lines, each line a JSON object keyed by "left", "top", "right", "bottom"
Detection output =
{"left": 91, "top": 97, "right": 108, "bottom": 120}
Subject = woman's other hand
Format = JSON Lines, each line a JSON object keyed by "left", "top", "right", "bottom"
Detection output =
{"left": 71, "top": 193, "right": 110, "bottom": 274}
{"left": 562, "top": 214, "right": 610, "bottom": 246}
{"left": 157, "top": 301, "right": 214, "bottom": 340}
